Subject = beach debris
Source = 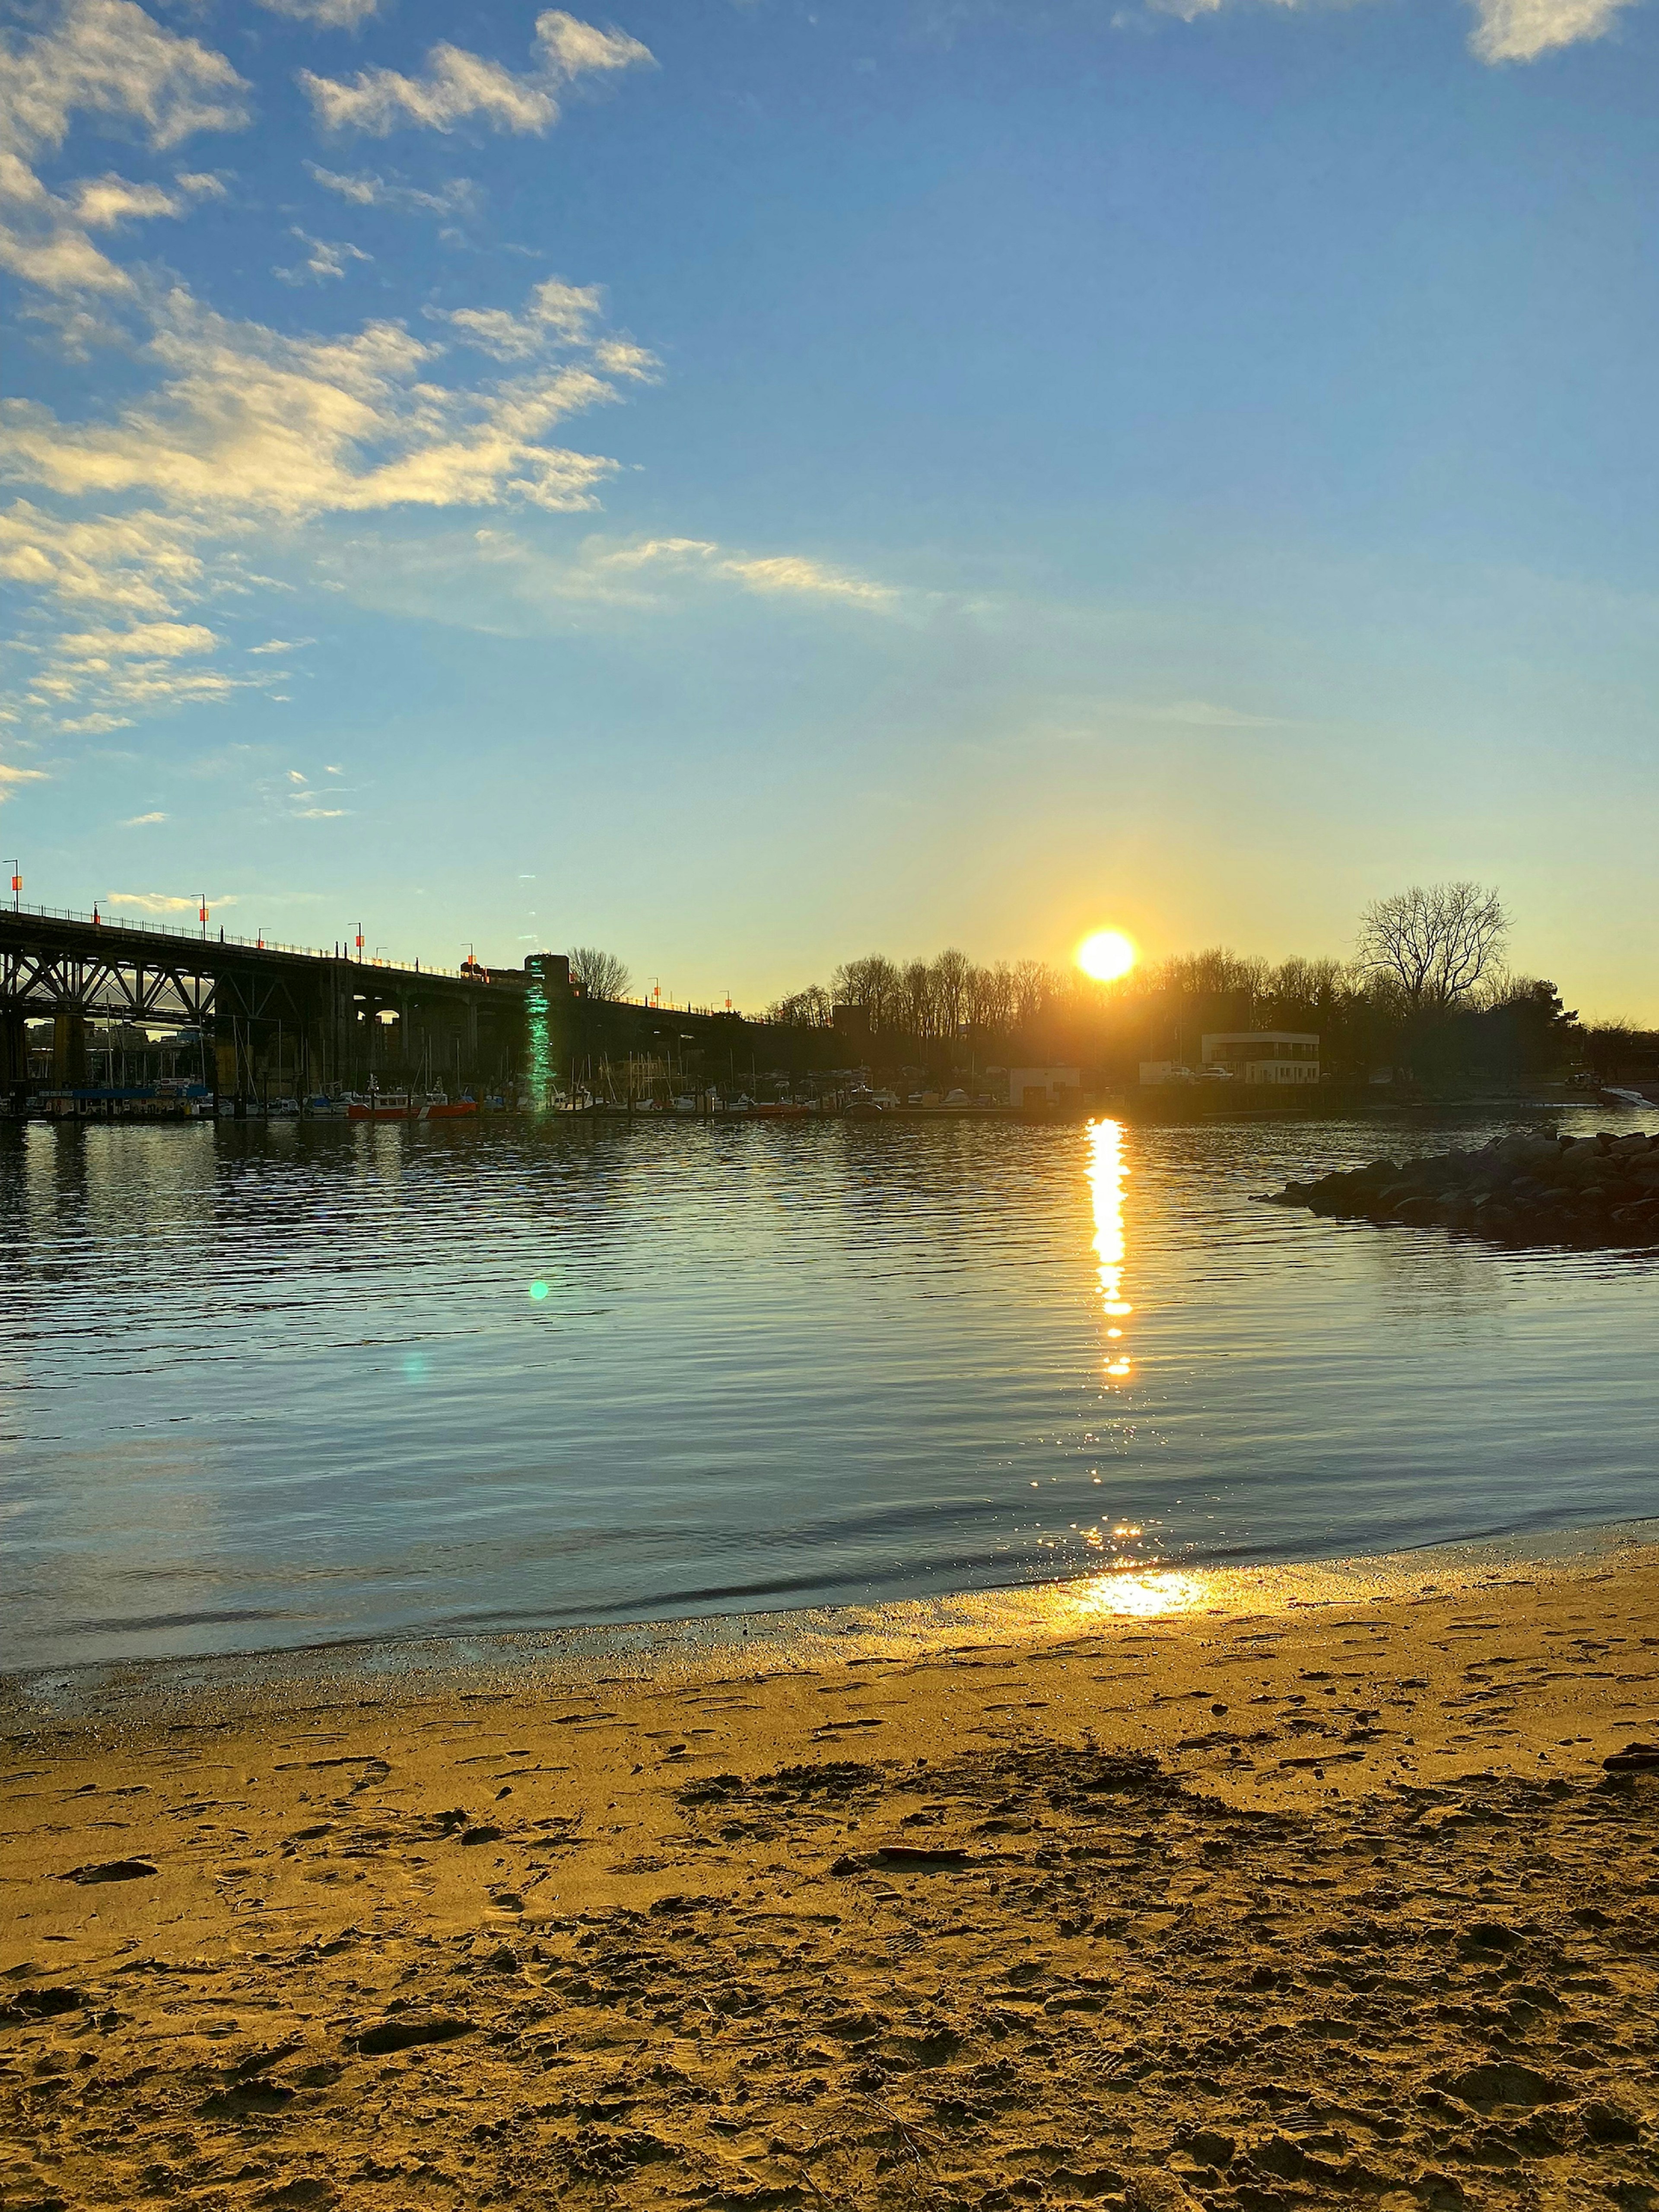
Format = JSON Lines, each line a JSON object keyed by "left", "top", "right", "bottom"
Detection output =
{"left": 58, "top": 1857, "right": 158, "bottom": 1884}
{"left": 1264, "top": 1128, "right": 1659, "bottom": 1244}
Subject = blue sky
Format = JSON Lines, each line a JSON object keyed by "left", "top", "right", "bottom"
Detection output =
{"left": 3, "top": 0, "right": 1657, "bottom": 1014}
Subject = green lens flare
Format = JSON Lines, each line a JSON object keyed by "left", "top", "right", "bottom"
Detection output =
{"left": 529, "top": 1280, "right": 550, "bottom": 1301}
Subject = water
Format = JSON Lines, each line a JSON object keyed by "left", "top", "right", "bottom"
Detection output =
{"left": 3, "top": 1106, "right": 1657, "bottom": 1670}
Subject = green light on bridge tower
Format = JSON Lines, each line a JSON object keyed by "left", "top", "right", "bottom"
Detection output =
{"left": 524, "top": 957, "right": 555, "bottom": 1115}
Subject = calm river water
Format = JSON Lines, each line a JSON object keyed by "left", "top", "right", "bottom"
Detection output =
{"left": 3, "top": 1106, "right": 1657, "bottom": 1669}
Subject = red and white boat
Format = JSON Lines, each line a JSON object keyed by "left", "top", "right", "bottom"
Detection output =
{"left": 345, "top": 1090, "right": 480, "bottom": 1121}
{"left": 346, "top": 1090, "right": 410, "bottom": 1122}
{"left": 419, "top": 1092, "right": 477, "bottom": 1120}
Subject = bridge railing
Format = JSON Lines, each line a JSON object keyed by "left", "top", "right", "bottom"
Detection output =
{"left": 2, "top": 904, "right": 756, "bottom": 1016}
{"left": 1, "top": 903, "right": 461, "bottom": 978}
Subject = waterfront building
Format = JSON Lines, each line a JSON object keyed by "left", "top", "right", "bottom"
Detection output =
{"left": 1200, "top": 1032, "right": 1320, "bottom": 1086}
{"left": 1007, "top": 1065, "right": 1083, "bottom": 1108}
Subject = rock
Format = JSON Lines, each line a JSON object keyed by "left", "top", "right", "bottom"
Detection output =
{"left": 1436, "top": 2061, "right": 1571, "bottom": 2110}
{"left": 350, "top": 2012, "right": 474, "bottom": 2056}
{"left": 59, "top": 1859, "right": 157, "bottom": 1885}
{"left": 1579, "top": 2100, "right": 1643, "bottom": 2143}
{"left": 1603, "top": 1742, "right": 1659, "bottom": 1773}
{"left": 1124, "top": 2171, "right": 1196, "bottom": 2212}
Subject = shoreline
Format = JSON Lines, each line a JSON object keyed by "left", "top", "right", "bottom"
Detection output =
{"left": 6, "top": 1533, "right": 1656, "bottom": 2211}
{"left": 7, "top": 1514, "right": 1659, "bottom": 1735}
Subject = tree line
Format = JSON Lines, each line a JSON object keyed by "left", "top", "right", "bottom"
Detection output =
{"left": 763, "top": 884, "right": 1624, "bottom": 1088}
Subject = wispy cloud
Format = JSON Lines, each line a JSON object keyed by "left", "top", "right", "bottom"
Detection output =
{"left": 0, "top": 759, "right": 49, "bottom": 801}
{"left": 108, "top": 889, "right": 235, "bottom": 913}
{"left": 249, "top": 637, "right": 311, "bottom": 655}
{"left": 0, "top": 0, "right": 247, "bottom": 308}
{"left": 306, "top": 162, "right": 480, "bottom": 216}
{"left": 1466, "top": 0, "right": 1636, "bottom": 57}
{"left": 275, "top": 226, "right": 372, "bottom": 283}
{"left": 255, "top": 0, "right": 383, "bottom": 28}
{"left": 589, "top": 535, "right": 897, "bottom": 607}
{"left": 56, "top": 619, "right": 219, "bottom": 660}
{"left": 1134, "top": 698, "right": 1288, "bottom": 728}
{"left": 0, "top": 276, "right": 645, "bottom": 524}
{"left": 1147, "top": 0, "right": 1636, "bottom": 59}
{"left": 299, "top": 10, "right": 653, "bottom": 137}
{"left": 123, "top": 808, "right": 168, "bottom": 824}
{"left": 0, "top": 502, "right": 211, "bottom": 614}
{"left": 337, "top": 525, "right": 901, "bottom": 626}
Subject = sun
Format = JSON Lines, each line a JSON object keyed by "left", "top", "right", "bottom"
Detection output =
{"left": 1076, "top": 928, "right": 1137, "bottom": 983}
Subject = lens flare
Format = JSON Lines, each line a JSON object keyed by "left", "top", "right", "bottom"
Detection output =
{"left": 528, "top": 1280, "right": 550, "bottom": 1302}
{"left": 1076, "top": 928, "right": 1137, "bottom": 982}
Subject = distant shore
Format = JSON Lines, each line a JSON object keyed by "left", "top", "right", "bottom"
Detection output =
{"left": 6, "top": 1533, "right": 1657, "bottom": 2211}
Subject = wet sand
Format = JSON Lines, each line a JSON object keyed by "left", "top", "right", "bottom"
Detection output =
{"left": 4, "top": 1545, "right": 1658, "bottom": 2212}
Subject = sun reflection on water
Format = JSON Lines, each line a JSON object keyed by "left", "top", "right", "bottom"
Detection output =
{"left": 1069, "top": 1568, "right": 1208, "bottom": 1618}
{"left": 1087, "top": 1117, "right": 1133, "bottom": 1379}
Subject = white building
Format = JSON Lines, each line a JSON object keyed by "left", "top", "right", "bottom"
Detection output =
{"left": 1200, "top": 1032, "right": 1320, "bottom": 1087}
{"left": 1008, "top": 1065, "right": 1082, "bottom": 1109}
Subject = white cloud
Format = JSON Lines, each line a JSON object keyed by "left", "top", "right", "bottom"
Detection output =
{"left": 593, "top": 535, "right": 896, "bottom": 606}
{"left": 0, "top": 1, "right": 248, "bottom": 304}
{"left": 275, "top": 226, "right": 372, "bottom": 284}
{"left": 435, "top": 275, "right": 607, "bottom": 359}
{"left": 306, "top": 162, "right": 479, "bottom": 215}
{"left": 293, "top": 804, "right": 347, "bottom": 817}
{"left": 255, "top": 0, "right": 383, "bottom": 27}
{"left": 123, "top": 809, "right": 168, "bottom": 823}
{"left": 109, "top": 889, "right": 235, "bottom": 912}
{"left": 0, "top": 0, "right": 250, "bottom": 163}
{"left": 0, "top": 280, "right": 636, "bottom": 523}
{"left": 299, "top": 10, "right": 652, "bottom": 137}
{"left": 1467, "top": 0, "right": 1635, "bottom": 55}
{"left": 340, "top": 524, "right": 900, "bottom": 626}
{"left": 56, "top": 711, "right": 131, "bottom": 732}
{"left": 0, "top": 502, "right": 209, "bottom": 613}
{"left": 249, "top": 637, "right": 309, "bottom": 654}
{"left": 71, "top": 173, "right": 181, "bottom": 227}
{"left": 56, "top": 620, "right": 217, "bottom": 660}
{"left": 0, "top": 760, "right": 49, "bottom": 799}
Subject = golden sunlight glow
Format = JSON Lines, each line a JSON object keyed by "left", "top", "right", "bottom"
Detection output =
{"left": 1069, "top": 1568, "right": 1208, "bottom": 1619}
{"left": 1087, "top": 1121, "right": 1134, "bottom": 1392}
{"left": 1076, "top": 928, "right": 1137, "bottom": 982}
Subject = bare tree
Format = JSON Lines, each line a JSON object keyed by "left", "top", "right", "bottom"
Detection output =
{"left": 567, "top": 945, "right": 632, "bottom": 1002}
{"left": 830, "top": 955, "right": 902, "bottom": 1033}
{"left": 1356, "top": 883, "right": 1509, "bottom": 1009}
{"left": 899, "top": 958, "right": 937, "bottom": 1038}
{"left": 767, "top": 984, "right": 833, "bottom": 1027}
{"left": 930, "top": 948, "right": 973, "bottom": 1038}
{"left": 1012, "top": 958, "right": 1060, "bottom": 1029}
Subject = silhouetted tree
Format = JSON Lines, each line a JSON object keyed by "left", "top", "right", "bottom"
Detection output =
{"left": 567, "top": 946, "right": 632, "bottom": 1002}
{"left": 1356, "top": 883, "right": 1508, "bottom": 1009}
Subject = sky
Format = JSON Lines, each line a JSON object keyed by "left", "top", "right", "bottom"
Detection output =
{"left": 2, "top": 0, "right": 1657, "bottom": 1018}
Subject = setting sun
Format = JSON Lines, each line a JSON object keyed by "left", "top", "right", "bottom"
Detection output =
{"left": 1076, "top": 928, "right": 1138, "bottom": 982}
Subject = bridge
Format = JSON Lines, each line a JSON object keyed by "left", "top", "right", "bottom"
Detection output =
{"left": 0, "top": 909, "right": 840, "bottom": 1110}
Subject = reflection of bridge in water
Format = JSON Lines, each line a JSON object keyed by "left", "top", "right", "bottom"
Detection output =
{"left": 0, "top": 909, "right": 824, "bottom": 1110}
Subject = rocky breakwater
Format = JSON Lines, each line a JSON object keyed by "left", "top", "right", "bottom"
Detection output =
{"left": 1266, "top": 1128, "right": 1659, "bottom": 1244}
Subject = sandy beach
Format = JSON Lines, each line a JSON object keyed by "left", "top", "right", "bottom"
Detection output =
{"left": 4, "top": 1546, "right": 1657, "bottom": 2212}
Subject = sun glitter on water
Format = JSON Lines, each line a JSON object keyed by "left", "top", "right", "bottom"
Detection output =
{"left": 1075, "top": 928, "right": 1137, "bottom": 982}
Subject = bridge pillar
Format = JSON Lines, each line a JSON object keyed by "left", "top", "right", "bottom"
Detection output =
{"left": 2, "top": 1006, "right": 26, "bottom": 1106}
{"left": 53, "top": 1009, "right": 87, "bottom": 1088}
